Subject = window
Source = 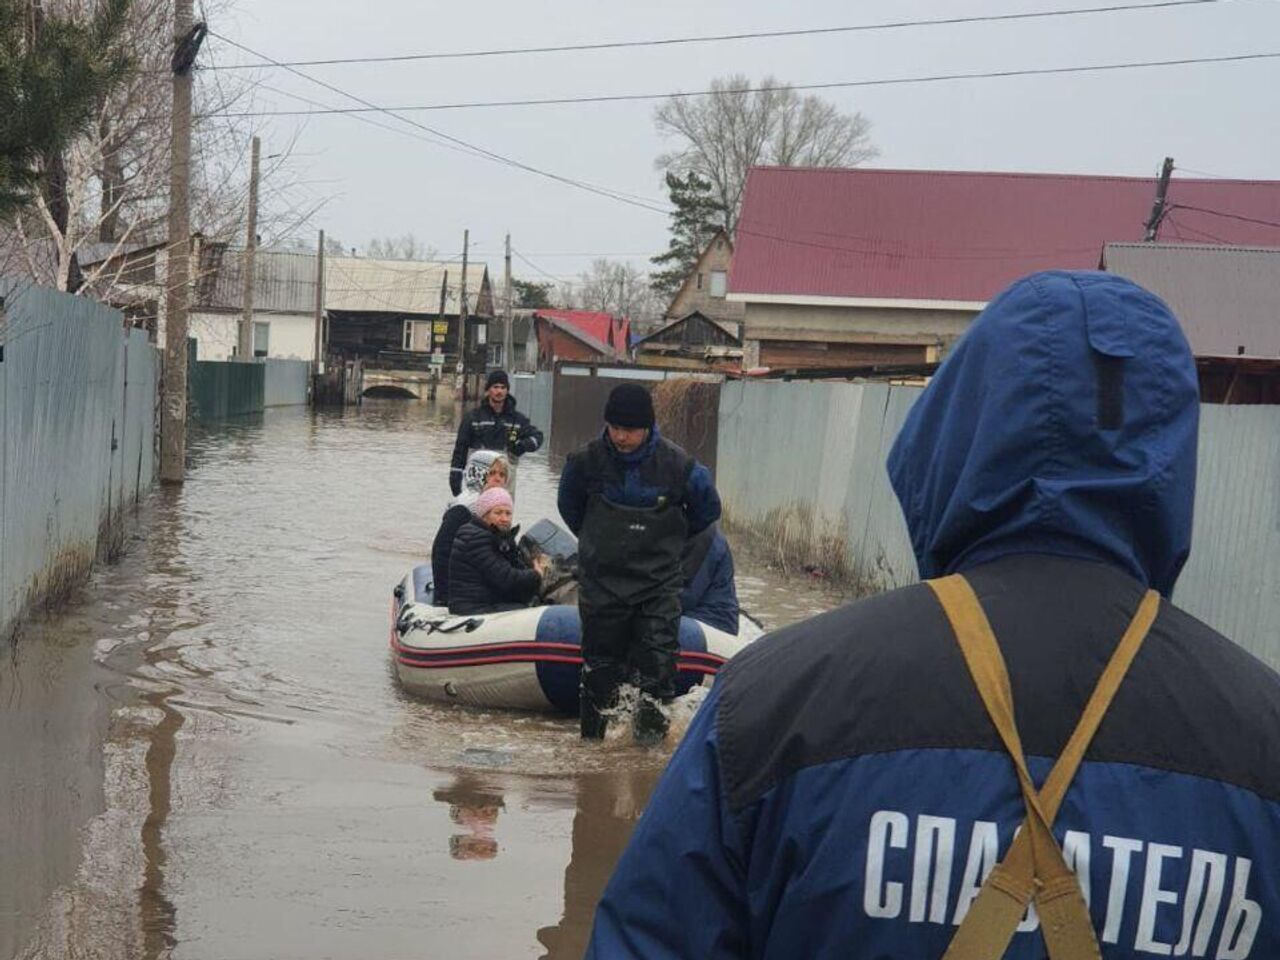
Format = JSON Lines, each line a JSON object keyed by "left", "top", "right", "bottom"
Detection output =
{"left": 252, "top": 321, "right": 270, "bottom": 358}
{"left": 709, "top": 270, "right": 727, "bottom": 298}
{"left": 696, "top": 272, "right": 703, "bottom": 290}
{"left": 403, "top": 320, "right": 432, "bottom": 352}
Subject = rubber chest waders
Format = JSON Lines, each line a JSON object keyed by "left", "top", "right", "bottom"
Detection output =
{"left": 928, "top": 574, "right": 1161, "bottom": 960}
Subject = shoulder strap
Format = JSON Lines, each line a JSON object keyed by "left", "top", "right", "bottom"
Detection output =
{"left": 927, "top": 574, "right": 1160, "bottom": 960}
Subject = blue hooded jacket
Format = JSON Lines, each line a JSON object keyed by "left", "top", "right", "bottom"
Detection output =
{"left": 587, "top": 272, "right": 1280, "bottom": 959}
{"left": 887, "top": 270, "right": 1199, "bottom": 597}
{"left": 680, "top": 524, "right": 739, "bottom": 634}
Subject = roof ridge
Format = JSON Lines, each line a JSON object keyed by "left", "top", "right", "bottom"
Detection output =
{"left": 748, "top": 165, "right": 1276, "bottom": 186}
{"left": 1106, "top": 241, "right": 1280, "bottom": 254}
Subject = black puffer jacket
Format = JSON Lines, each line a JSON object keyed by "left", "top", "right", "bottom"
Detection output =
{"left": 430, "top": 504, "right": 472, "bottom": 606}
{"left": 448, "top": 517, "right": 542, "bottom": 615}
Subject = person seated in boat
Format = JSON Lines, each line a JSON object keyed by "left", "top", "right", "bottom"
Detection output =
{"left": 679, "top": 522, "right": 739, "bottom": 634}
{"left": 448, "top": 486, "right": 548, "bottom": 615}
{"left": 431, "top": 451, "right": 509, "bottom": 608}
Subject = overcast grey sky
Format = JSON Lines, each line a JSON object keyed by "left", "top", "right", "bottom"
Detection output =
{"left": 205, "top": 0, "right": 1280, "bottom": 287}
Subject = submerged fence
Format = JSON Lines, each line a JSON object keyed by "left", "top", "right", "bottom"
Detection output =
{"left": 0, "top": 282, "right": 160, "bottom": 639}
{"left": 715, "top": 379, "right": 1280, "bottom": 671}
{"left": 188, "top": 346, "right": 310, "bottom": 421}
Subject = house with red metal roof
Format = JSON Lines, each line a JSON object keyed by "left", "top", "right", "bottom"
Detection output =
{"left": 532, "top": 309, "right": 631, "bottom": 368}
{"left": 729, "top": 166, "right": 1280, "bottom": 372}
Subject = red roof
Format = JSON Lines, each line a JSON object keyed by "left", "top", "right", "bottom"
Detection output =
{"left": 534, "top": 309, "right": 630, "bottom": 352}
{"left": 730, "top": 167, "right": 1280, "bottom": 303}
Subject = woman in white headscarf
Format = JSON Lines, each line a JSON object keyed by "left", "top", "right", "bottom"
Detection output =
{"left": 430, "top": 450, "right": 509, "bottom": 606}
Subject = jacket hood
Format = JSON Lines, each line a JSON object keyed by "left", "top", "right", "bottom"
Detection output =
{"left": 886, "top": 270, "right": 1199, "bottom": 597}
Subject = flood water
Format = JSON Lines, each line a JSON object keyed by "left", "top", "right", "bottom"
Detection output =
{"left": 2, "top": 400, "right": 849, "bottom": 960}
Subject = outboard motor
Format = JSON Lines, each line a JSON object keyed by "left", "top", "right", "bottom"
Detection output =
{"left": 520, "top": 519, "right": 579, "bottom": 604}
{"left": 519, "top": 519, "right": 578, "bottom": 569}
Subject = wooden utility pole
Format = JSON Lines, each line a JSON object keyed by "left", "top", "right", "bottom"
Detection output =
{"left": 313, "top": 228, "right": 325, "bottom": 368}
{"left": 1143, "top": 157, "right": 1175, "bottom": 242}
{"left": 237, "top": 135, "right": 260, "bottom": 360}
{"left": 503, "top": 232, "right": 514, "bottom": 371}
{"left": 160, "top": 0, "right": 203, "bottom": 484}
{"left": 459, "top": 229, "right": 470, "bottom": 401}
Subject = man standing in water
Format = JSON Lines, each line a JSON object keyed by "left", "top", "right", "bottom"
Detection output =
{"left": 449, "top": 370, "right": 543, "bottom": 495}
{"left": 558, "top": 383, "right": 721, "bottom": 745}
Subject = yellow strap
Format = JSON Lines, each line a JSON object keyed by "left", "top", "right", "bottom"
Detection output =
{"left": 929, "top": 575, "right": 1160, "bottom": 960}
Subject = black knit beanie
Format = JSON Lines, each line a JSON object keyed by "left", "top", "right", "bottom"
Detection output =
{"left": 604, "top": 383, "right": 654, "bottom": 429}
{"left": 485, "top": 369, "right": 510, "bottom": 390}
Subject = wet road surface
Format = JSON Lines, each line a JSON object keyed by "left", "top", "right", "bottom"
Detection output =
{"left": 3, "top": 400, "right": 849, "bottom": 960}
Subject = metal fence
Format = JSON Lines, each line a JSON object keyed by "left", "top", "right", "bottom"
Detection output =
{"left": 263, "top": 358, "right": 311, "bottom": 408}
{"left": 717, "top": 379, "right": 1280, "bottom": 670}
{"left": 0, "top": 281, "right": 160, "bottom": 638}
{"left": 511, "top": 371, "right": 552, "bottom": 446}
{"left": 188, "top": 352, "right": 310, "bottom": 421}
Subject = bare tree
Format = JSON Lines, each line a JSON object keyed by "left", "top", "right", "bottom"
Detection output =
{"left": 655, "top": 74, "right": 878, "bottom": 234}
{"left": 365, "top": 232, "right": 439, "bottom": 261}
{"left": 9, "top": 0, "right": 324, "bottom": 295}
{"left": 574, "top": 259, "right": 662, "bottom": 321}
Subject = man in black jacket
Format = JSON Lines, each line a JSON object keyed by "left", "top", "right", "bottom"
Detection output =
{"left": 449, "top": 370, "right": 543, "bottom": 495}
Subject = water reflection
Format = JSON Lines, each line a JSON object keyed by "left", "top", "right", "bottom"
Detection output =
{"left": 536, "top": 767, "right": 661, "bottom": 960}
{"left": 433, "top": 774, "right": 506, "bottom": 862}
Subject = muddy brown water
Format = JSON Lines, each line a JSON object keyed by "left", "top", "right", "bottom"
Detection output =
{"left": 2, "top": 400, "right": 850, "bottom": 960}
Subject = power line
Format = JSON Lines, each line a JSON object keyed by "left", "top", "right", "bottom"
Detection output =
{"left": 210, "top": 51, "right": 1280, "bottom": 118}
{"left": 207, "top": 30, "right": 670, "bottom": 215}
{"left": 201, "top": 1, "right": 1231, "bottom": 70}
{"left": 1167, "top": 203, "right": 1280, "bottom": 230}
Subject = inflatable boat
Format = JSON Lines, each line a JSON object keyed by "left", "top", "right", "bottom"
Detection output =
{"left": 390, "top": 520, "right": 763, "bottom": 713}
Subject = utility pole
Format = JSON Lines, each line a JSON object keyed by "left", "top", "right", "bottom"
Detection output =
{"left": 503, "top": 232, "right": 514, "bottom": 371}
{"left": 160, "top": 1, "right": 204, "bottom": 484}
{"left": 313, "top": 228, "right": 325, "bottom": 369}
{"left": 459, "top": 229, "right": 470, "bottom": 402}
{"left": 237, "top": 135, "right": 260, "bottom": 360}
{"left": 1143, "top": 156, "right": 1175, "bottom": 242}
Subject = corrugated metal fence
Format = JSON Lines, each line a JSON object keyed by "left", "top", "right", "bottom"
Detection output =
{"left": 717, "top": 380, "right": 1280, "bottom": 670}
{"left": 188, "top": 348, "right": 310, "bottom": 421}
{"left": 511, "top": 372, "right": 552, "bottom": 445}
{"left": 0, "top": 281, "right": 160, "bottom": 639}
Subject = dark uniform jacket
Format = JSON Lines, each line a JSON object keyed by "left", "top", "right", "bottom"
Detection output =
{"left": 447, "top": 517, "right": 541, "bottom": 615}
{"left": 449, "top": 396, "right": 543, "bottom": 495}
{"left": 587, "top": 271, "right": 1280, "bottom": 958}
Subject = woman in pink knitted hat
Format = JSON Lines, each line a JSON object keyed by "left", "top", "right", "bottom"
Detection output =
{"left": 447, "top": 485, "right": 548, "bottom": 615}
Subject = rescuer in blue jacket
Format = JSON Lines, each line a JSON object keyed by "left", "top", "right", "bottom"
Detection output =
{"left": 679, "top": 522, "right": 739, "bottom": 635}
{"left": 558, "top": 383, "right": 721, "bottom": 745}
{"left": 587, "top": 271, "right": 1280, "bottom": 958}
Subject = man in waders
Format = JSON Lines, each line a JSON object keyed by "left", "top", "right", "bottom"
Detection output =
{"left": 586, "top": 271, "right": 1280, "bottom": 958}
{"left": 557, "top": 383, "right": 721, "bottom": 745}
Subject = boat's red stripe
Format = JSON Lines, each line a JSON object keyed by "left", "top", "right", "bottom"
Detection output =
{"left": 395, "top": 652, "right": 721, "bottom": 676}
{"left": 392, "top": 636, "right": 728, "bottom": 661}
{"left": 394, "top": 641, "right": 726, "bottom": 668}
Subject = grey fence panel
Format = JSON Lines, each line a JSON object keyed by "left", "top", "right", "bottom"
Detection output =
{"left": 718, "top": 382, "right": 1280, "bottom": 666}
{"left": 0, "top": 283, "right": 159, "bottom": 637}
{"left": 1173, "top": 406, "right": 1280, "bottom": 670}
{"left": 262, "top": 358, "right": 311, "bottom": 408}
{"left": 716, "top": 380, "right": 918, "bottom": 592}
{"left": 511, "top": 372, "right": 552, "bottom": 443}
